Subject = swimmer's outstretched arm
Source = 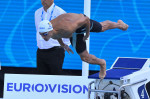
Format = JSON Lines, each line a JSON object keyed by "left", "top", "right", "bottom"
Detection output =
{"left": 57, "top": 38, "right": 74, "bottom": 54}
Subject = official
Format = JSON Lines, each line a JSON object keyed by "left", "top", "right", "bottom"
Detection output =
{"left": 34, "top": 0, "right": 70, "bottom": 75}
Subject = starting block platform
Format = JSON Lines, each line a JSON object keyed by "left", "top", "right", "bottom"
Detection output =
{"left": 88, "top": 57, "right": 150, "bottom": 99}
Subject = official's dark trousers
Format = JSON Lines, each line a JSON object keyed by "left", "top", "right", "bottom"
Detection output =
{"left": 37, "top": 46, "right": 65, "bottom": 75}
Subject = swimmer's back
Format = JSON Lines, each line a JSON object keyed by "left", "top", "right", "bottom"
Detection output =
{"left": 51, "top": 13, "right": 86, "bottom": 32}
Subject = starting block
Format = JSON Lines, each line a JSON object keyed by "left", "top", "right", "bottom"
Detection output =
{"left": 88, "top": 57, "right": 150, "bottom": 99}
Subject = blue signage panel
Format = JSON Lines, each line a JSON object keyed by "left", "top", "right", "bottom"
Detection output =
{"left": 138, "top": 84, "right": 149, "bottom": 99}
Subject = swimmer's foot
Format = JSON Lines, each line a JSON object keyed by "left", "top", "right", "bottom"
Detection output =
{"left": 99, "top": 65, "right": 106, "bottom": 79}
{"left": 118, "top": 20, "right": 129, "bottom": 31}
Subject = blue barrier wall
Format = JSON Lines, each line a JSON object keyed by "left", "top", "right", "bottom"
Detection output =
{"left": 0, "top": 0, "right": 150, "bottom": 70}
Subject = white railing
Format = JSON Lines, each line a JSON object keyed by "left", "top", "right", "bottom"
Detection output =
{"left": 82, "top": 0, "right": 91, "bottom": 77}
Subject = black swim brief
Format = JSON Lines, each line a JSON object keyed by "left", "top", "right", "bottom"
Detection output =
{"left": 70, "top": 19, "right": 102, "bottom": 54}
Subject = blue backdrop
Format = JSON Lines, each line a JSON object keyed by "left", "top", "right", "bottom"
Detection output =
{"left": 0, "top": 0, "right": 150, "bottom": 70}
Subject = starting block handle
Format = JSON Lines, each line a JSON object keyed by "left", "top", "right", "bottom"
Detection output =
{"left": 88, "top": 81, "right": 94, "bottom": 99}
{"left": 90, "top": 89, "right": 119, "bottom": 93}
{"left": 88, "top": 79, "right": 147, "bottom": 99}
{"left": 118, "top": 78, "right": 147, "bottom": 99}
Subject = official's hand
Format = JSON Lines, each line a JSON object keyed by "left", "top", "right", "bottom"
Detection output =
{"left": 63, "top": 45, "right": 74, "bottom": 54}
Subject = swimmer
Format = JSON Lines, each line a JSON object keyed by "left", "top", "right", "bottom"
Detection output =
{"left": 38, "top": 13, "right": 129, "bottom": 79}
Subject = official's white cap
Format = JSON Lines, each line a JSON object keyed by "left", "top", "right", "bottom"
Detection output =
{"left": 38, "top": 20, "right": 53, "bottom": 33}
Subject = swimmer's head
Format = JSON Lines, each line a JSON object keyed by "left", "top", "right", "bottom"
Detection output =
{"left": 38, "top": 20, "right": 53, "bottom": 41}
{"left": 38, "top": 20, "right": 53, "bottom": 33}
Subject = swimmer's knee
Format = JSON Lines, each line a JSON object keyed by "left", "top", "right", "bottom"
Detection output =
{"left": 80, "top": 54, "right": 90, "bottom": 62}
{"left": 100, "top": 59, "right": 106, "bottom": 66}
{"left": 80, "top": 53, "right": 97, "bottom": 63}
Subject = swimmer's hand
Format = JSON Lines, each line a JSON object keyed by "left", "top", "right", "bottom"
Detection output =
{"left": 57, "top": 38, "right": 74, "bottom": 54}
{"left": 63, "top": 45, "right": 74, "bottom": 54}
{"left": 83, "top": 35, "right": 89, "bottom": 41}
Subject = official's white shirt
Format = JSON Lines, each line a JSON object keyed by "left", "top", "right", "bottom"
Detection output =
{"left": 35, "top": 3, "right": 70, "bottom": 49}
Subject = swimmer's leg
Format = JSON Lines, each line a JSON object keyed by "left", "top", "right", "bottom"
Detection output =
{"left": 79, "top": 50, "right": 106, "bottom": 79}
{"left": 90, "top": 19, "right": 129, "bottom": 32}
{"left": 100, "top": 20, "right": 128, "bottom": 32}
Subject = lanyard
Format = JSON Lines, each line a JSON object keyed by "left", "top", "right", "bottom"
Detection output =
{"left": 41, "top": 4, "right": 56, "bottom": 21}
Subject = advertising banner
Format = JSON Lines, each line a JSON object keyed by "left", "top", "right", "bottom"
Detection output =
{"left": 4, "top": 74, "right": 94, "bottom": 99}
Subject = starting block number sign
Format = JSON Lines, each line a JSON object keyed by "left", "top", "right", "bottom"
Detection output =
{"left": 138, "top": 83, "right": 150, "bottom": 99}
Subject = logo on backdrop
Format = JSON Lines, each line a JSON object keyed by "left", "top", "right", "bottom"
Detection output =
{"left": 7, "top": 83, "right": 88, "bottom": 94}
